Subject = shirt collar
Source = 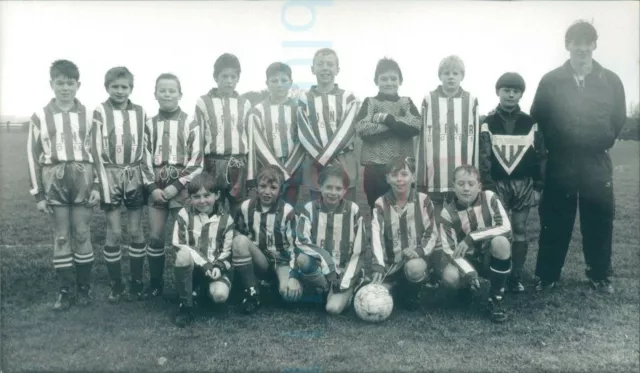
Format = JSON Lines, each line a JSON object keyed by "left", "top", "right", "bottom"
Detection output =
{"left": 104, "top": 99, "right": 134, "bottom": 111}
{"left": 255, "top": 197, "right": 282, "bottom": 214}
{"left": 375, "top": 92, "right": 400, "bottom": 101}
{"left": 208, "top": 87, "right": 239, "bottom": 99}
{"left": 310, "top": 84, "right": 340, "bottom": 96}
{"left": 436, "top": 85, "right": 464, "bottom": 98}
{"left": 496, "top": 104, "right": 521, "bottom": 117}
{"left": 46, "top": 98, "right": 84, "bottom": 114}
{"left": 316, "top": 196, "right": 346, "bottom": 213}
{"left": 158, "top": 107, "right": 182, "bottom": 120}
{"left": 562, "top": 59, "right": 604, "bottom": 79}
{"left": 383, "top": 188, "right": 417, "bottom": 206}
{"left": 453, "top": 193, "right": 482, "bottom": 210}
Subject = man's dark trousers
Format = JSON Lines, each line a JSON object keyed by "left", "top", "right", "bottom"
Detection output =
{"left": 535, "top": 150, "right": 615, "bottom": 283}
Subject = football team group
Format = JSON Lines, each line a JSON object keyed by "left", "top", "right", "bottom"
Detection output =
{"left": 25, "top": 20, "right": 626, "bottom": 327}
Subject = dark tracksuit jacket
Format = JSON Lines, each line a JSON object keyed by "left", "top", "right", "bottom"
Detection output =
{"left": 530, "top": 60, "right": 626, "bottom": 282}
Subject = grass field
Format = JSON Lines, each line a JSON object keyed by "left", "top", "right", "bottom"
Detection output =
{"left": 1, "top": 129, "right": 639, "bottom": 373}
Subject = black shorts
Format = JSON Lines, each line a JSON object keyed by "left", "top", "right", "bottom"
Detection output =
{"left": 495, "top": 178, "right": 537, "bottom": 211}
{"left": 42, "top": 162, "right": 94, "bottom": 206}
{"left": 100, "top": 164, "right": 146, "bottom": 210}
{"left": 204, "top": 154, "right": 248, "bottom": 202}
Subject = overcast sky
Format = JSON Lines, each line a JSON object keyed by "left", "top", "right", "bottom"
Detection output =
{"left": 1, "top": 1, "right": 638, "bottom": 118}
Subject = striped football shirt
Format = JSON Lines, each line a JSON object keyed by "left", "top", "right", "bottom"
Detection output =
{"left": 295, "top": 198, "right": 366, "bottom": 290}
{"left": 147, "top": 108, "right": 202, "bottom": 185}
{"left": 297, "top": 85, "right": 359, "bottom": 166}
{"left": 92, "top": 100, "right": 155, "bottom": 201}
{"left": 172, "top": 204, "right": 234, "bottom": 271}
{"left": 235, "top": 198, "right": 296, "bottom": 263}
{"left": 195, "top": 88, "right": 252, "bottom": 156}
{"left": 27, "top": 99, "right": 97, "bottom": 200}
{"left": 371, "top": 189, "right": 439, "bottom": 276}
{"left": 247, "top": 97, "right": 306, "bottom": 182}
{"left": 440, "top": 190, "right": 511, "bottom": 256}
{"left": 414, "top": 86, "right": 480, "bottom": 193}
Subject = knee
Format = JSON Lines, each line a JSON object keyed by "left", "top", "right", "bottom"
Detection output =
{"left": 174, "top": 249, "right": 193, "bottom": 267}
{"left": 441, "top": 263, "right": 462, "bottom": 289}
{"left": 490, "top": 236, "right": 511, "bottom": 260}
{"left": 404, "top": 259, "right": 428, "bottom": 283}
{"left": 209, "top": 284, "right": 229, "bottom": 304}
{"left": 72, "top": 225, "right": 90, "bottom": 245}
{"left": 128, "top": 226, "right": 144, "bottom": 242}
{"left": 232, "top": 235, "right": 251, "bottom": 255}
{"left": 325, "top": 300, "right": 346, "bottom": 316}
{"left": 295, "top": 254, "right": 316, "bottom": 273}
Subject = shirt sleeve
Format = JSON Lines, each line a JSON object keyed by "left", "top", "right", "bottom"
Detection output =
{"left": 27, "top": 113, "right": 45, "bottom": 202}
{"left": 175, "top": 116, "right": 203, "bottom": 189}
{"left": 142, "top": 112, "right": 159, "bottom": 193}
{"left": 416, "top": 194, "right": 438, "bottom": 258}
{"left": 463, "top": 191, "right": 512, "bottom": 247}
{"left": 172, "top": 209, "right": 208, "bottom": 267}
{"left": 439, "top": 208, "right": 459, "bottom": 256}
{"left": 294, "top": 206, "right": 335, "bottom": 276}
{"left": 92, "top": 107, "right": 110, "bottom": 204}
{"left": 479, "top": 122, "right": 495, "bottom": 191}
{"left": 339, "top": 214, "right": 366, "bottom": 291}
{"left": 355, "top": 97, "right": 390, "bottom": 138}
{"left": 212, "top": 216, "right": 234, "bottom": 272}
{"left": 370, "top": 201, "right": 387, "bottom": 274}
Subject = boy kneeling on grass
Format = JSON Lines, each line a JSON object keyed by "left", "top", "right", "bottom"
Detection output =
{"left": 370, "top": 157, "right": 438, "bottom": 311}
{"left": 440, "top": 165, "right": 512, "bottom": 323}
{"left": 288, "top": 165, "right": 367, "bottom": 315}
{"left": 171, "top": 172, "right": 234, "bottom": 327}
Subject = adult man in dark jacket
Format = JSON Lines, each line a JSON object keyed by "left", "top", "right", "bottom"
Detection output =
{"left": 531, "top": 20, "right": 626, "bottom": 294}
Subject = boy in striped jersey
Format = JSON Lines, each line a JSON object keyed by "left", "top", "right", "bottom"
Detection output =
{"left": 93, "top": 66, "right": 155, "bottom": 303}
{"left": 231, "top": 166, "right": 297, "bottom": 314}
{"left": 247, "top": 62, "right": 306, "bottom": 207}
{"left": 144, "top": 73, "right": 203, "bottom": 299}
{"left": 195, "top": 53, "right": 252, "bottom": 217}
{"left": 290, "top": 166, "right": 367, "bottom": 315}
{"left": 479, "top": 73, "right": 544, "bottom": 293}
{"left": 297, "top": 48, "right": 360, "bottom": 201}
{"left": 371, "top": 157, "right": 438, "bottom": 311}
{"left": 440, "top": 165, "right": 512, "bottom": 323}
{"left": 172, "top": 173, "right": 234, "bottom": 327}
{"left": 27, "top": 60, "right": 101, "bottom": 310}
{"left": 414, "top": 55, "right": 481, "bottom": 286}
{"left": 356, "top": 58, "right": 421, "bottom": 210}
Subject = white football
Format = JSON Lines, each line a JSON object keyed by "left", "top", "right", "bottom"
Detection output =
{"left": 354, "top": 284, "right": 394, "bottom": 323}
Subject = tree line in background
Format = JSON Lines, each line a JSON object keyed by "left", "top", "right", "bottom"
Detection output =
{"left": 7, "top": 94, "right": 640, "bottom": 141}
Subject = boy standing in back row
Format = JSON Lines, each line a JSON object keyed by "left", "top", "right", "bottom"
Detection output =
{"left": 297, "top": 48, "right": 360, "bottom": 202}
{"left": 194, "top": 53, "right": 252, "bottom": 217}
{"left": 414, "top": 55, "right": 480, "bottom": 283}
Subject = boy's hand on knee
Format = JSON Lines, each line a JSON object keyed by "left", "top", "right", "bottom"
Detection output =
{"left": 453, "top": 241, "right": 469, "bottom": 259}
{"left": 402, "top": 248, "right": 419, "bottom": 260}
{"left": 36, "top": 200, "right": 53, "bottom": 215}
{"left": 371, "top": 272, "right": 384, "bottom": 284}
{"left": 286, "top": 278, "right": 302, "bottom": 301}
{"left": 151, "top": 189, "right": 166, "bottom": 204}
{"left": 88, "top": 190, "right": 100, "bottom": 206}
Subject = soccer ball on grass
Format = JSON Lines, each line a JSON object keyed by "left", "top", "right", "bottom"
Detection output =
{"left": 354, "top": 284, "right": 393, "bottom": 323}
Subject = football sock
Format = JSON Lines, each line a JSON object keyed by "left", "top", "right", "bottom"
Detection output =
{"left": 56, "top": 266, "right": 75, "bottom": 291}
{"left": 233, "top": 254, "right": 257, "bottom": 289}
{"left": 510, "top": 241, "right": 528, "bottom": 279}
{"left": 174, "top": 263, "right": 193, "bottom": 307}
{"left": 74, "top": 252, "right": 94, "bottom": 287}
{"left": 489, "top": 256, "right": 511, "bottom": 297}
{"left": 103, "top": 245, "right": 123, "bottom": 283}
{"left": 128, "top": 242, "right": 146, "bottom": 282}
{"left": 146, "top": 243, "right": 166, "bottom": 286}
{"left": 429, "top": 249, "right": 445, "bottom": 280}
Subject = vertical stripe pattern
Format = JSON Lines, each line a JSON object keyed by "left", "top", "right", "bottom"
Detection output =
{"left": 196, "top": 90, "right": 251, "bottom": 156}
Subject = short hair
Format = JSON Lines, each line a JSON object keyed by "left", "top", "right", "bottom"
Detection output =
{"left": 214, "top": 53, "right": 241, "bottom": 79}
{"left": 50, "top": 60, "right": 79, "bottom": 81}
{"left": 452, "top": 165, "right": 480, "bottom": 183}
{"left": 257, "top": 165, "right": 285, "bottom": 189}
{"left": 438, "top": 55, "right": 465, "bottom": 77}
{"left": 155, "top": 73, "right": 182, "bottom": 94}
{"left": 266, "top": 62, "right": 292, "bottom": 80}
{"left": 495, "top": 72, "right": 526, "bottom": 94}
{"left": 313, "top": 48, "right": 339, "bottom": 67}
{"left": 318, "top": 165, "right": 350, "bottom": 189}
{"left": 374, "top": 58, "right": 403, "bottom": 84}
{"left": 187, "top": 172, "right": 222, "bottom": 196}
{"left": 104, "top": 66, "right": 134, "bottom": 89}
{"left": 385, "top": 156, "right": 416, "bottom": 175}
{"left": 565, "top": 20, "right": 598, "bottom": 46}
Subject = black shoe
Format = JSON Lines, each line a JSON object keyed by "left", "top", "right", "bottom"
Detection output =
{"left": 534, "top": 278, "right": 556, "bottom": 292}
{"left": 76, "top": 285, "right": 93, "bottom": 307}
{"left": 507, "top": 277, "right": 525, "bottom": 294}
{"left": 174, "top": 302, "right": 194, "bottom": 328}
{"left": 108, "top": 281, "right": 126, "bottom": 303}
{"left": 488, "top": 295, "right": 508, "bottom": 323}
{"left": 54, "top": 288, "right": 74, "bottom": 311}
{"left": 128, "top": 280, "right": 144, "bottom": 301}
{"left": 241, "top": 287, "right": 261, "bottom": 314}
{"left": 589, "top": 278, "right": 615, "bottom": 294}
{"left": 457, "top": 287, "right": 474, "bottom": 307}
{"left": 401, "top": 283, "right": 423, "bottom": 311}
{"left": 140, "top": 281, "right": 164, "bottom": 300}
